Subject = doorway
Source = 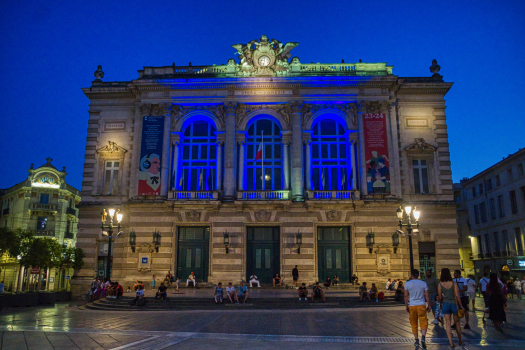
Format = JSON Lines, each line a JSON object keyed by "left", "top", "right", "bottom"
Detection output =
{"left": 317, "top": 226, "right": 351, "bottom": 283}
{"left": 246, "top": 226, "right": 280, "bottom": 284}
{"left": 177, "top": 227, "right": 210, "bottom": 282}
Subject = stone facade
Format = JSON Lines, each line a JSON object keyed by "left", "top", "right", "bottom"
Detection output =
{"left": 0, "top": 158, "right": 81, "bottom": 292}
{"left": 459, "top": 148, "right": 525, "bottom": 281}
{"left": 71, "top": 36, "right": 459, "bottom": 298}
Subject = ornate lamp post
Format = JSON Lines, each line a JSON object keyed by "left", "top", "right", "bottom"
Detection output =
{"left": 392, "top": 231, "right": 400, "bottom": 254}
{"left": 129, "top": 231, "right": 136, "bottom": 252}
{"left": 366, "top": 230, "right": 375, "bottom": 254}
{"left": 296, "top": 232, "right": 303, "bottom": 254}
{"left": 101, "top": 208, "right": 123, "bottom": 281}
{"left": 223, "top": 232, "right": 230, "bottom": 254}
{"left": 396, "top": 205, "right": 421, "bottom": 273}
{"left": 152, "top": 231, "right": 161, "bottom": 253}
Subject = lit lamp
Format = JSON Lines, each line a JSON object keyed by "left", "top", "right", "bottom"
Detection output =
{"left": 392, "top": 231, "right": 400, "bottom": 254}
{"left": 100, "top": 208, "right": 123, "bottom": 282}
{"left": 296, "top": 232, "right": 303, "bottom": 254}
{"left": 366, "top": 230, "right": 375, "bottom": 254}
{"left": 152, "top": 231, "right": 161, "bottom": 253}
{"left": 396, "top": 205, "right": 421, "bottom": 273}
{"left": 129, "top": 231, "right": 136, "bottom": 252}
{"left": 223, "top": 232, "right": 230, "bottom": 254}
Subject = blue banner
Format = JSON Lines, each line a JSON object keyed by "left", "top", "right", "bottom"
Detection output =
{"left": 138, "top": 116, "right": 164, "bottom": 195}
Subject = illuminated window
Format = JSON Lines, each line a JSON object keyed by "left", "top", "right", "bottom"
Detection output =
{"left": 103, "top": 161, "right": 119, "bottom": 195}
{"left": 246, "top": 119, "right": 282, "bottom": 190}
{"left": 36, "top": 216, "right": 47, "bottom": 231}
{"left": 311, "top": 120, "right": 351, "bottom": 191}
{"left": 40, "top": 193, "right": 49, "bottom": 204}
{"left": 179, "top": 121, "right": 217, "bottom": 191}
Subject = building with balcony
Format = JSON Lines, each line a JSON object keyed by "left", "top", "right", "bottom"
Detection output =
{"left": 72, "top": 36, "right": 459, "bottom": 297}
{"left": 0, "top": 158, "right": 81, "bottom": 291}
{"left": 460, "top": 148, "right": 525, "bottom": 282}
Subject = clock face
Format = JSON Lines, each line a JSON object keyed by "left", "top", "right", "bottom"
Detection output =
{"left": 258, "top": 56, "right": 270, "bottom": 66}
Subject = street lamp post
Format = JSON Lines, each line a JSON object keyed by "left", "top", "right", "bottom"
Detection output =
{"left": 396, "top": 205, "right": 421, "bottom": 273}
{"left": 101, "top": 208, "right": 123, "bottom": 282}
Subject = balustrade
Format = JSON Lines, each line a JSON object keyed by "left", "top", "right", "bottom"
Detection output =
{"left": 307, "top": 190, "right": 360, "bottom": 200}
{"left": 169, "top": 191, "right": 218, "bottom": 200}
{"left": 237, "top": 191, "right": 290, "bottom": 200}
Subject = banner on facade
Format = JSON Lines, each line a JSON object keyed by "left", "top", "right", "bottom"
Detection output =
{"left": 138, "top": 116, "right": 164, "bottom": 195}
{"left": 363, "top": 113, "right": 390, "bottom": 194}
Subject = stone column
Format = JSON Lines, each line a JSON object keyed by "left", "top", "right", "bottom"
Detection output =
{"left": 171, "top": 140, "right": 179, "bottom": 190}
{"left": 237, "top": 141, "right": 245, "bottom": 191}
{"left": 350, "top": 139, "right": 358, "bottom": 190}
{"left": 282, "top": 141, "right": 290, "bottom": 190}
{"left": 216, "top": 141, "right": 223, "bottom": 191}
{"left": 290, "top": 102, "right": 304, "bottom": 201}
{"left": 305, "top": 140, "right": 312, "bottom": 191}
{"left": 223, "top": 102, "right": 237, "bottom": 199}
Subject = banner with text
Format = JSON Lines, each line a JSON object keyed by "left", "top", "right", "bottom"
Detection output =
{"left": 138, "top": 116, "right": 164, "bottom": 195}
{"left": 363, "top": 113, "right": 391, "bottom": 194}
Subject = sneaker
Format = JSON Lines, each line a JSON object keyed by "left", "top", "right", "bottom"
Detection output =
{"left": 432, "top": 319, "right": 439, "bottom": 325}
{"left": 421, "top": 339, "right": 427, "bottom": 349}
{"left": 464, "top": 324, "right": 471, "bottom": 330}
{"left": 414, "top": 339, "right": 420, "bottom": 347}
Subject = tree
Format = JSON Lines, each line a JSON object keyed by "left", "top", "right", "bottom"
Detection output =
{"left": 19, "top": 236, "right": 58, "bottom": 291}
{"left": 51, "top": 245, "right": 85, "bottom": 291}
{"left": 0, "top": 227, "right": 25, "bottom": 259}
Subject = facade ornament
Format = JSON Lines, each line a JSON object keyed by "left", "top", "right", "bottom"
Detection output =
{"left": 300, "top": 103, "right": 358, "bottom": 129}
{"left": 186, "top": 211, "right": 201, "bottom": 222}
{"left": 405, "top": 138, "right": 437, "bottom": 152}
{"left": 235, "top": 104, "right": 291, "bottom": 129}
{"left": 254, "top": 210, "right": 272, "bottom": 222}
{"left": 430, "top": 59, "right": 441, "bottom": 76}
{"left": 422, "top": 229, "right": 431, "bottom": 237}
{"left": 139, "top": 103, "right": 168, "bottom": 117}
{"left": 326, "top": 210, "right": 342, "bottom": 222}
{"left": 96, "top": 141, "right": 128, "bottom": 155}
{"left": 232, "top": 35, "right": 299, "bottom": 77}
{"left": 168, "top": 104, "right": 226, "bottom": 130}
{"left": 94, "top": 65, "right": 104, "bottom": 80}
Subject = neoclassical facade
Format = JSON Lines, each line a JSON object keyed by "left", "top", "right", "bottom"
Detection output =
{"left": 72, "top": 36, "right": 459, "bottom": 297}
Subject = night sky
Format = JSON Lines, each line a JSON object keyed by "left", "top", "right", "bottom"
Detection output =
{"left": 1, "top": 0, "right": 524, "bottom": 190}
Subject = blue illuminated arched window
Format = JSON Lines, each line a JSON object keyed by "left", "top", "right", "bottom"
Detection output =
{"left": 246, "top": 118, "right": 282, "bottom": 191}
{"left": 179, "top": 121, "right": 217, "bottom": 191}
{"left": 311, "top": 119, "right": 350, "bottom": 191}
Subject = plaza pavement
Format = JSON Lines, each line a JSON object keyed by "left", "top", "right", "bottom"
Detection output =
{"left": 1, "top": 290, "right": 525, "bottom": 349}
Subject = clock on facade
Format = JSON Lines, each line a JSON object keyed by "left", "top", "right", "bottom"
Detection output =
{"left": 258, "top": 56, "right": 270, "bottom": 67}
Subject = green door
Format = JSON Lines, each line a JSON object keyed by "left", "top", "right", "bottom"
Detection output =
{"left": 317, "top": 227, "right": 351, "bottom": 283}
{"left": 177, "top": 227, "right": 209, "bottom": 283}
{"left": 246, "top": 227, "right": 280, "bottom": 284}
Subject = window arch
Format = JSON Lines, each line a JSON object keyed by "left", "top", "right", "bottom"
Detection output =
{"left": 311, "top": 119, "right": 351, "bottom": 191}
{"left": 246, "top": 118, "right": 282, "bottom": 191}
{"left": 178, "top": 121, "right": 217, "bottom": 191}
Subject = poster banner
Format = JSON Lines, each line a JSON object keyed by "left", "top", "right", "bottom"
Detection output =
{"left": 138, "top": 116, "right": 164, "bottom": 195}
{"left": 363, "top": 113, "right": 390, "bottom": 194}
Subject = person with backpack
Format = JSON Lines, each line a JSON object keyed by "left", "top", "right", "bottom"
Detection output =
{"left": 312, "top": 282, "right": 325, "bottom": 303}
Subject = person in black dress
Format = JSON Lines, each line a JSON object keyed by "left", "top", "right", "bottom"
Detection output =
{"left": 487, "top": 273, "right": 506, "bottom": 332}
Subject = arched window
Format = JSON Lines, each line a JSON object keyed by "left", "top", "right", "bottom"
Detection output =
{"left": 246, "top": 118, "right": 282, "bottom": 191}
{"left": 179, "top": 121, "right": 217, "bottom": 191}
{"left": 311, "top": 119, "right": 350, "bottom": 190}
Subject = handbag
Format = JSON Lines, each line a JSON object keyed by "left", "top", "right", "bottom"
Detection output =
{"left": 454, "top": 283, "right": 465, "bottom": 318}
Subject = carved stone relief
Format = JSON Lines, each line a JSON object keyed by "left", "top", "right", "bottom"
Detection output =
{"left": 301, "top": 103, "right": 358, "bottom": 129}
{"left": 186, "top": 211, "right": 201, "bottom": 222}
{"left": 326, "top": 210, "right": 342, "bottom": 222}
{"left": 405, "top": 138, "right": 437, "bottom": 152}
{"left": 169, "top": 104, "right": 225, "bottom": 130}
{"left": 254, "top": 210, "right": 272, "bottom": 222}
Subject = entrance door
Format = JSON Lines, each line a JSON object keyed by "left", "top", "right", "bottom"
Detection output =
{"left": 418, "top": 241, "right": 436, "bottom": 281}
{"left": 177, "top": 227, "right": 209, "bottom": 282}
{"left": 246, "top": 227, "right": 280, "bottom": 284}
{"left": 317, "top": 227, "right": 350, "bottom": 283}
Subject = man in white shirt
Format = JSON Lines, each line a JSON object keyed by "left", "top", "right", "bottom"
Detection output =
{"left": 385, "top": 278, "right": 392, "bottom": 290}
{"left": 404, "top": 269, "right": 431, "bottom": 350}
{"left": 466, "top": 275, "right": 477, "bottom": 310}
{"left": 452, "top": 270, "right": 470, "bottom": 330}
{"left": 478, "top": 272, "right": 490, "bottom": 309}
{"left": 130, "top": 285, "right": 145, "bottom": 306}
{"left": 514, "top": 278, "right": 522, "bottom": 299}
{"left": 186, "top": 272, "right": 197, "bottom": 287}
{"left": 226, "top": 282, "right": 238, "bottom": 303}
{"left": 249, "top": 274, "right": 261, "bottom": 287}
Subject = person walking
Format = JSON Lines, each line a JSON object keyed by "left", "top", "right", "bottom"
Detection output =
{"left": 292, "top": 265, "right": 299, "bottom": 287}
{"left": 513, "top": 277, "right": 522, "bottom": 299}
{"left": 404, "top": 269, "right": 431, "bottom": 349}
{"left": 452, "top": 270, "right": 470, "bottom": 330}
{"left": 438, "top": 268, "right": 464, "bottom": 348}
{"left": 425, "top": 270, "right": 440, "bottom": 325}
{"left": 487, "top": 273, "right": 506, "bottom": 332}
{"left": 479, "top": 272, "right": 490, "bottom": 309}
{"left": 466, "top": 275, "right": 477, "bottom": 310}
{"left": 506, "top": 277, "right": 514, "bottom": 299}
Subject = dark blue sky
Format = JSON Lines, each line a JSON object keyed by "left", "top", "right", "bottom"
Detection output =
{"left": 1, "top": 0, "right": 524, "bottom": 190}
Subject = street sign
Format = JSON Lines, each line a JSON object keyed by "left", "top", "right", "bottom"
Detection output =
{"left": 507, "top": 260, "right": 513, "bottom": 266}
{"left": 66, "top": 275, "right": 70, "bottom": 280}
{"left": 142, "top": 257, "right": 148, "bottom": 264}
{"left": 49, "top": 277, "right": 54, "bottom": 283}
{"left": 30, "top": 267, "right": 40, "bottom": 274}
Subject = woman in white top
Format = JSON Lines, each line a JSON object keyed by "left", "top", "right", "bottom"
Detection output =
{"left": 226, "top": 282, "right": 238, "bottom": 303}
{"left": 514, "top": 278, "right": 522, "bottom": 299}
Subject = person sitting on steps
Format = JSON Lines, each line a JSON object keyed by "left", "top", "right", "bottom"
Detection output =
{"left": 312, "top": 282, "right": 326, "bottom": 303}
{"left": 249, "top": 274, "right": 261, "bottom": 287}
{"left": 324, "top": 277, "right": 332, "bottom": 288}
{"left": 130, "top": 285, "right": 145, "bottom": 306}
{"left": 154, "top": 282, "right": 168, "bottom": 303}
{"left": 226, "top": 282, "right": 238, "bottom": 303}
{"left": 237, "top": 280, "right": 249, "bottom": 303}
{"left": 333, "top": 275, "right": 339, "bottom": 286}
{"left": 214, "top": 282, "right": 224, "bottom": 304}
{"left": 360, "top": 282, "right": 371, "bottom": 301}
{"left": 298, "top": 283, "right": 308, "bottom": 300}
{"left": 273, "top": 273, "right": 282, "bottom": 287}
{"left": 187, "top": 272, "right": 197, "bottom": 287}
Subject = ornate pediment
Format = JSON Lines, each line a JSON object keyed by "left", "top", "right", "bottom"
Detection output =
{"left": 96, "top": 141, "right": 128, "bottom": 157}
{"left": 301, "top": 103, "right": 358, "bottom": 129}
{"left": 232, "top": 35, "right": 299, "bottom": 77}
{"left": 169, "top": 104, "right": 225, "bottom": 130}
{"left": 140, "top": 103, "right": 169, "bottom": 117}
{"left": 405, "top": 138, "right": 437, "bottom": 152}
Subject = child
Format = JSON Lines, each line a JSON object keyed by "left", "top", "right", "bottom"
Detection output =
{"left": 214, "top": 282, "right": 224, "bottom": 304}
{"left": 152, "top": 275, "right": 156, "bottom": 290}
{"left": 175, "top": 277, "right": 180, "bottom": 291}
{"left": 126, "top": 286, "right": 132, "bottom": 292}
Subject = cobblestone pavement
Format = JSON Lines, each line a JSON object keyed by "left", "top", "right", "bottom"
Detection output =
{"left": 1, "top": 297, "right": 524, "bottom": 349}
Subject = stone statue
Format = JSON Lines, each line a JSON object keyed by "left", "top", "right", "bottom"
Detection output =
{"left": 430, "top": 59, "right": 441, "bottom": 76}
{"left": 94, "top": 65, "right": 104, "bottom": 80}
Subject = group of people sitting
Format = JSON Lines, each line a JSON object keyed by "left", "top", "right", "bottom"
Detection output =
{"left": 385, "top": 278, "right": 405, "bottom": 301}
{"left": 323, "top": 275, "right": 340, "bottom": 288}
{"left": 298, "top": 282, "right": 326, "bottom": 302}
{"left": 214, "top": 281, "right": 250, "bottom": 303}
{"left": 88, "top": 278, "right": 123, "bottom": 302}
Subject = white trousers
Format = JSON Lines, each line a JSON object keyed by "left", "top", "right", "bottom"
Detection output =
{"left": 186, "top": 278, "right": 196, "bottom": 286}
{"left": 249, "top": 279, "right": 260, "bottom": 287}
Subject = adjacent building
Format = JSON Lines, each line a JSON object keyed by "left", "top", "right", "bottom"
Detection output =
{"left": 72, "top": 36, "right": 460, "bottom": 298}
{"left": 0, "top": 158, "right": 81, "bottom": 291}
{"left": 459, "top": 148, "right": 525, "bottom": 281}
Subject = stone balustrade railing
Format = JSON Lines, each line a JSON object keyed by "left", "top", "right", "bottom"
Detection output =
{"left": 31, "top": 203, "right": 57, "bottom": 211}
{"left": 169, "top": 191, "right": 219, "bottom": 200}
{"left": 237, "top": 190, "right": 290, "bottom": 200}
{"left": 307, "top": 190, "right": 360, "bottom": 200}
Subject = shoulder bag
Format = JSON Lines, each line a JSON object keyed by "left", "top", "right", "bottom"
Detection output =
{"left": 454, "top": 282, "right": 465, "bottom": 318}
